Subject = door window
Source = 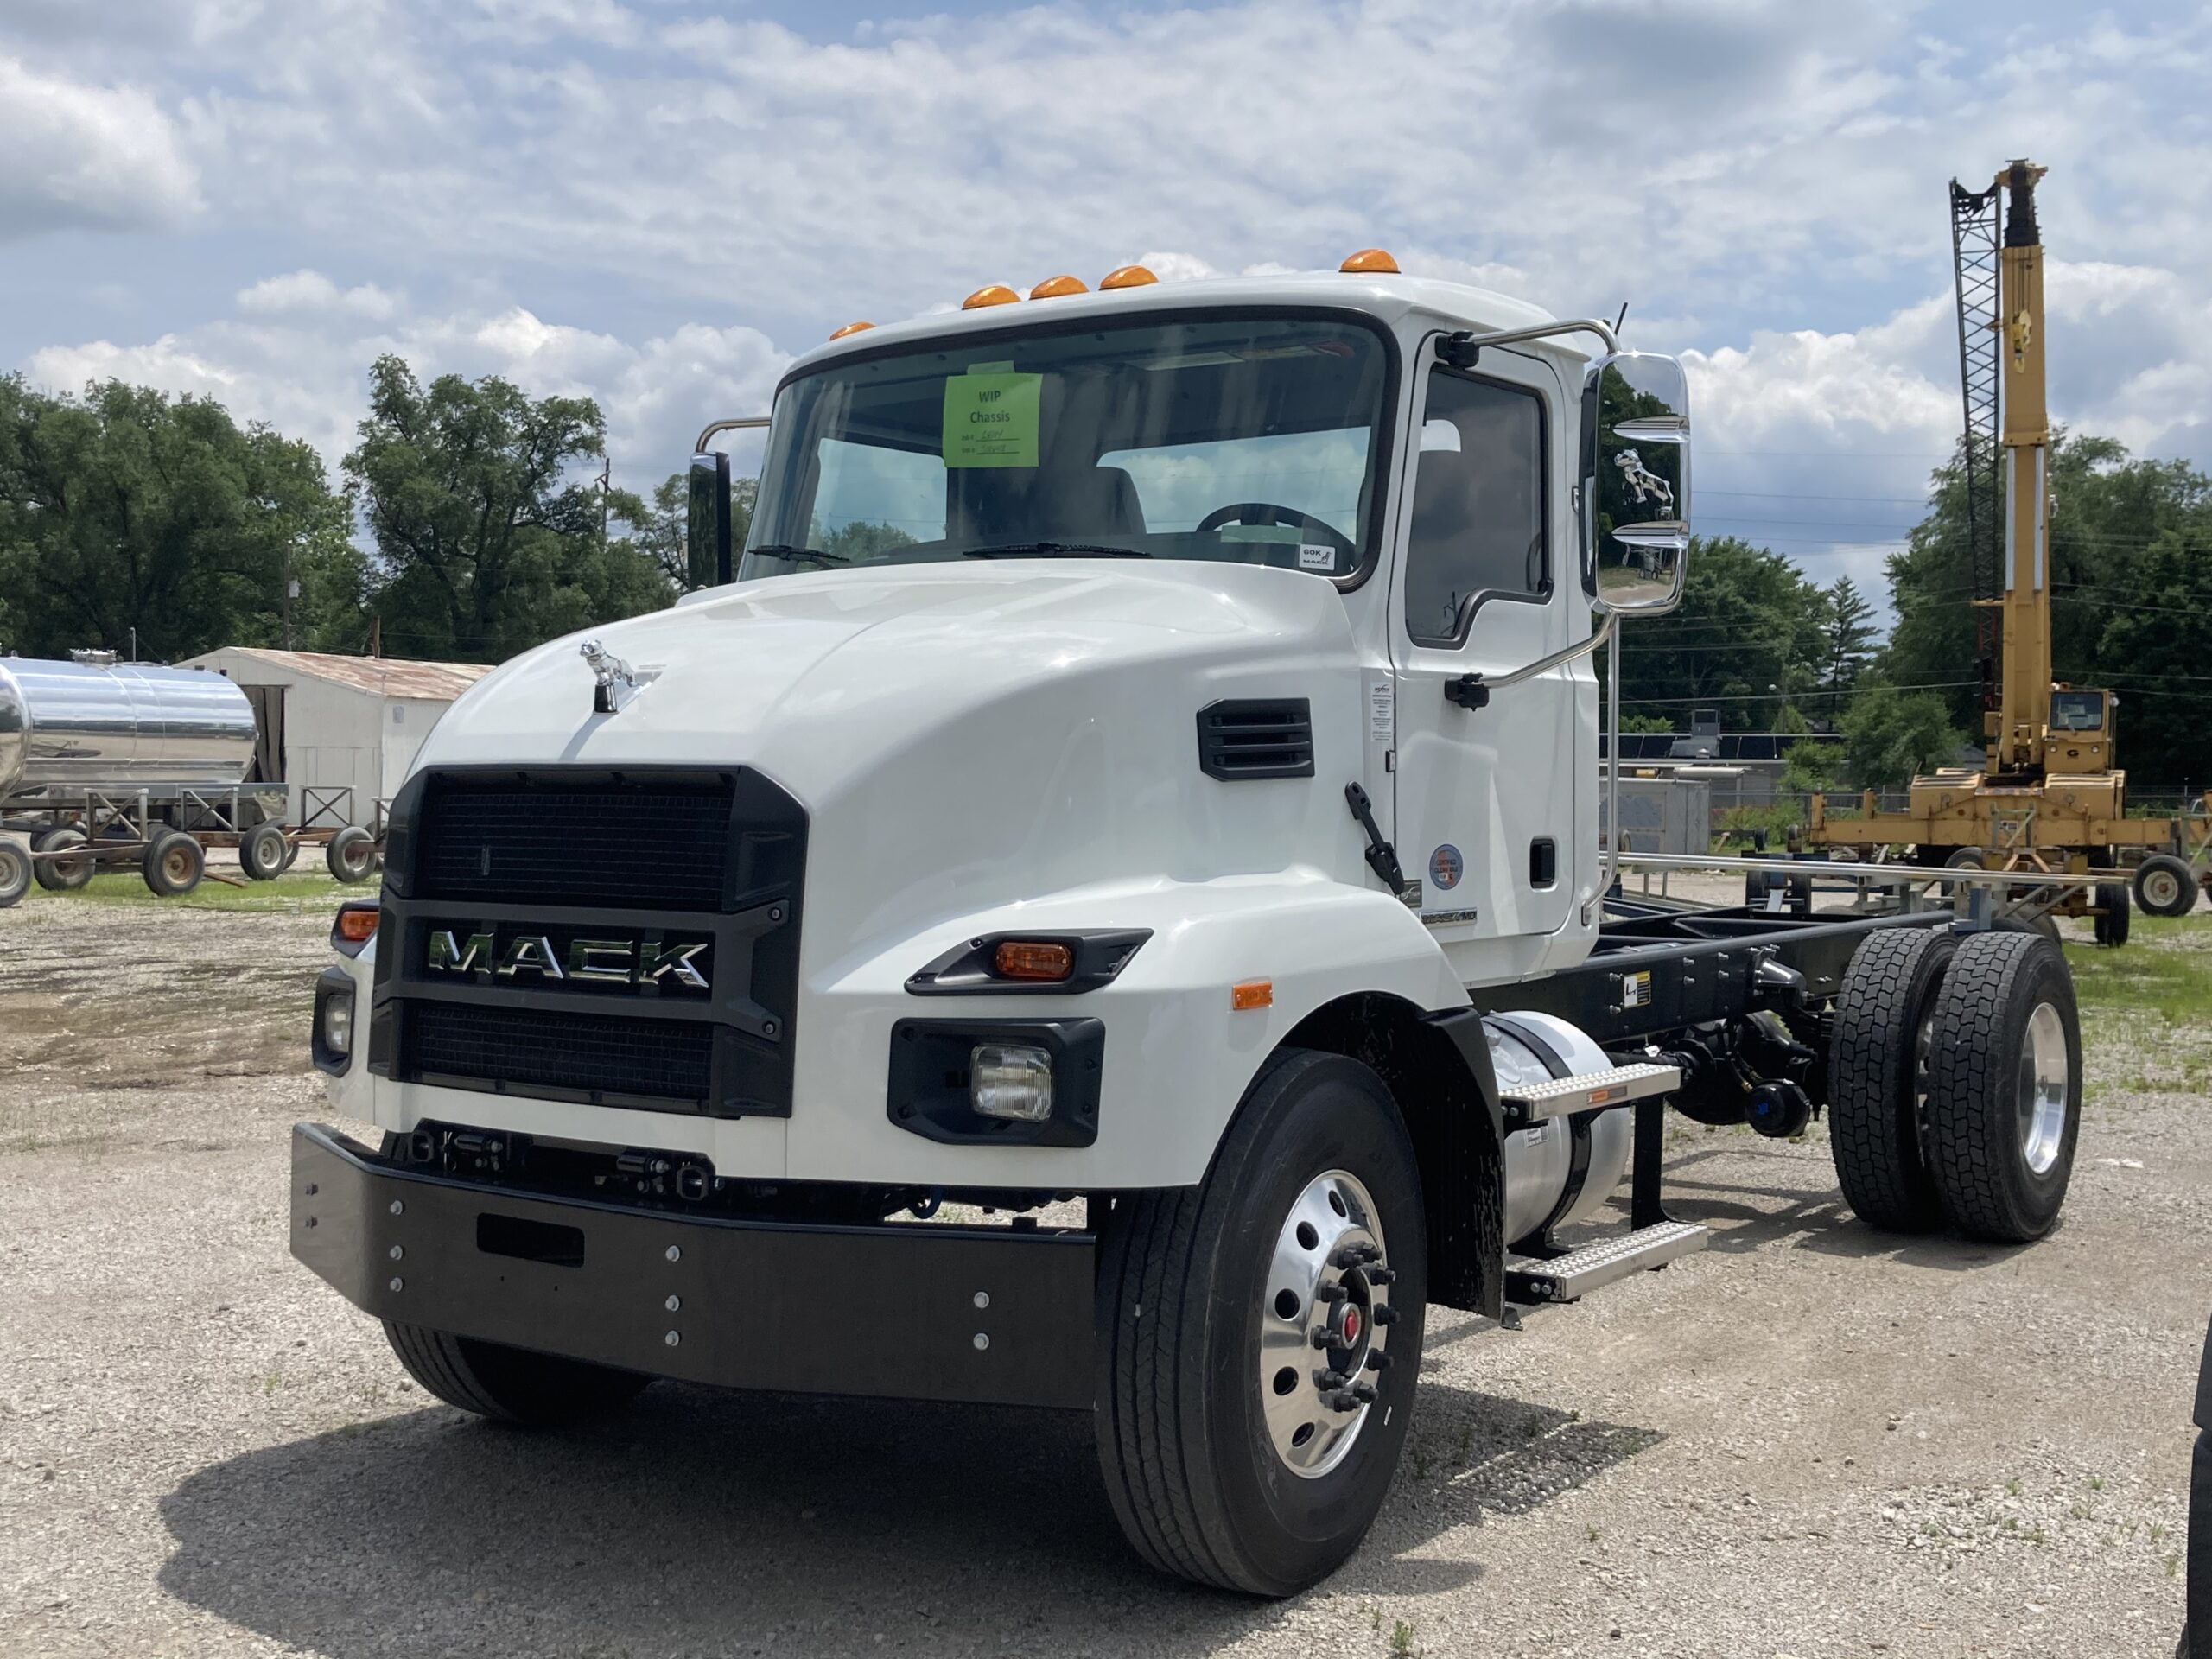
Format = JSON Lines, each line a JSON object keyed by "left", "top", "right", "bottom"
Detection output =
{"left": 1402, "top": 367, "right": 1548, "bottom": 646}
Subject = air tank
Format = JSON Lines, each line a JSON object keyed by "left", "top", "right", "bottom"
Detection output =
{"left": 0, "top": 656, "right": 259, "bottom": 798}
{"left": 1491, "top": 1011, "right": 1637, "bottom": 1246}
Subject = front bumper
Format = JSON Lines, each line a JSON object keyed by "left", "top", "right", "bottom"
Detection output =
{"left": 288, "top": 1123, "right": 1096, "bottom": 1408}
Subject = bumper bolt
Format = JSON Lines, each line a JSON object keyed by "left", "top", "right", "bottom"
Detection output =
{"left": 388, "top": 1245, "right": 404, "bottom": 1261}
{"left": 388, "top": 1277, "right": 404, "bottom": 1293}
{"left": 664, "top": 1330, "right": 681, "bottom": 1347}
{"left": 664, "top": 1244, "right": 682, "bottom": 1263}
{"left": 973, "top": 1332, "right": 990, "bottom": 1351}
{"left": 664, "top": 1294, "right": 681, "bottom": 1313}
{"left": 389, "top": 1200, "right": 404, "bottom": 1217}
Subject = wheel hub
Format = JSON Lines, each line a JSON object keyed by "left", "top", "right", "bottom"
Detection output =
{"left": 1259, "top": 1169, "right": 1392, "bottom": 1479}
{"left": 2018, "top": 1001, "right": 2069, "bottom": 1176}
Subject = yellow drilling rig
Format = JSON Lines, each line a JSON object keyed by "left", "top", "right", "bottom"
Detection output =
{"left": 1807, "top": 160, "right": 2209, "bottom": 926}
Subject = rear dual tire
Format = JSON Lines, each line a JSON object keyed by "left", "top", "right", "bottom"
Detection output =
{"left": 1095, "top": 1050, "right": 1426, "bottom": 1597}
{"left": 1830, "top": 928, "right": 2081, "bottom": 1243}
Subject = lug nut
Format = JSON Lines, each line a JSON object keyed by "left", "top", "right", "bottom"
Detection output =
{"left": 1367, "top": 1267, "right": 1397, "bottom": 1286}
{"left": 1351, "top": 1382, "right": 1378, "bottom": 1404}
{"left": 1372, "top": 1304, "right": 1400, "bottom": 1325}
{"left": 1313, "top": 1369, "right": 1348, "bottom": 1390}
{"left": 1316, "top": 1281, "right": 1349, "bottom": 1304}
{"left": 1365, "top": 1351, "right": 1393, "bottom": 1371}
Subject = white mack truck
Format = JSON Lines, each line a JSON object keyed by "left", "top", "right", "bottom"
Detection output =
{"left": 292, "top": 254, "right": 2083, "bottom": 1596}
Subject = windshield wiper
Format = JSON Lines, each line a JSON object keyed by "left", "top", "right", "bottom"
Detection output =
{"left": 749, "top": 543, "right": 850, "bottom": 569}
{"left": 961, "top": 541, "right": 1151, "bottom": 559}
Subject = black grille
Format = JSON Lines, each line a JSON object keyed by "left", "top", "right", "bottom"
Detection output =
{"left": 374, "top": 766, "right": 809, "bottom": 1119}
{"left": 413, "top": 774, "right": 734, "bottom": 910}
{"left": 1197, "top": 698, "right": 1315, "bottom": 780}
{"left": 404, "top": 1003, "right": 714, "bottom": 1107}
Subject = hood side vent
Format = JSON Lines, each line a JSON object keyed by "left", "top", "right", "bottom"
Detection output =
{"left": 1198, "top": 698, "right": 1315, "bottom": 781}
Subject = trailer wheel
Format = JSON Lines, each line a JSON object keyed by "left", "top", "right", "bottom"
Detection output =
{"left": 0, "top": 841, "right": 28, "bottom": 908}
{"left": 1923, "top": 931, "right": 2081, "bottom": 1243}
{"left": 2093, "top": 882, "right": 2132, "bottom": 948}
{"left": 1827, "top": 927, "right": 1956, "bottom": 1232}
{"left": 239, "top": 822, "right": 289, "bottom": 881}
{"left": 32, "top": 828, "right": 94, "bottom": 893}
{"left": 1093, "top": 1050, "right": 1425, "bottom": 1597}
{"left": 142, "top": 831, "right": 205, "bottom": 897}
{"left": 326, "top": 825, "right": 378, "bottom": 884}
{"left": 2134, "top": 853, "right": 2199, "bottom": 918}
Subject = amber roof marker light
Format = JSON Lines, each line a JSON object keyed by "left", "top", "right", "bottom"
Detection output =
{"left": 1339, "top": 248, "right": 1400, "bottom": 274}
{"left": 1030, "top": 275, "right": 1088, "bottom": 299}
{"left": 962, "top": 283, "right": 1022, "bottom": 309}
{"left": 829, "top": 321, "right": 875, "bottom": 340}
{"left": 1100, "top": 264, "right": 1159, "bottom": 290}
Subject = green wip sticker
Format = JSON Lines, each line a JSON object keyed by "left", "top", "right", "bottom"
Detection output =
{"left": 943, "top": 372, "right": 1041, "bottom": 468}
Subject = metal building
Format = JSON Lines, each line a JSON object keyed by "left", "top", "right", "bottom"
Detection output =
{"left": 177, "top": 649, "right": 490, "bottom": 828}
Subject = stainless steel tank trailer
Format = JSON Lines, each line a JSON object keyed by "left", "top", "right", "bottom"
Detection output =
{"left": 0, "top": 652, "right": 380, "bottom": 904}
{"left": 287, "top": 253, "right": 2088, "bottom": 1597}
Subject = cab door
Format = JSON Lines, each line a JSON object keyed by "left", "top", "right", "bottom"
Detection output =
{"left": 1387, "top": 341, "right": 1580, "bottom": 944}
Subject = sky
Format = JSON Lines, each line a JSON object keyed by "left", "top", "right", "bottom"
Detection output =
{"left": 3, "top": 0, "right": 2209, "bottom": 610}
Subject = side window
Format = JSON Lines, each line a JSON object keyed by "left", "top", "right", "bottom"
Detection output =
{"left": 1402, "top": 367, "right": 1548, "bottom": 646}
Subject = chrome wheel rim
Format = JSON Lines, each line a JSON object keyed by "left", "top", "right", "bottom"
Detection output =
{"left": 2142, "top": 867, "right": 2183, "bottom": 911}
{"left": 1259, "top": 1169, "right": 1391, "bottom": 1479}
{"left": 2018, "top": 1001, "right": 2069, "bottom": 1176}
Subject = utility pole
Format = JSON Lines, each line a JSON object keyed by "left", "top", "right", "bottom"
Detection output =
{"left": 283, "top": 536, "right": 296, "bottom": 652}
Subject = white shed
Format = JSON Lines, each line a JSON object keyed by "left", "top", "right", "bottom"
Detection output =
{"left": 178, "top": 648, "right": 491, "bottom": 828}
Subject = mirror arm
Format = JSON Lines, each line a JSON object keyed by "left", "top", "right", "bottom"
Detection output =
{"left": 1440, "top": 317, "right": 1622, "bottom": 368}
{"left": 1584, "top": 615, "right": 1625, "bottom": 926}
{"left": 693, "top": 415, "right": 771, "bottom": 453}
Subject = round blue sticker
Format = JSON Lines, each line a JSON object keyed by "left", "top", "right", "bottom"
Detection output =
{"left": 1429, "top": 843, "right": 1463, "bottom": 892}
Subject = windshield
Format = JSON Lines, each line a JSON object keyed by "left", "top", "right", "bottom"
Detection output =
{"left": 2049, "top": 690, "right": 2106, "bottom": 732}
{"left": 743, "top": 312, "right": 1393, "bottom": 581}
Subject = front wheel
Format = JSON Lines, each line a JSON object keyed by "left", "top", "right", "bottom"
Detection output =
{"left": 326, "top": 825, "right": 378, "bottom": 883}
{"left": 382, "top": 1322, "right": 652, "bottom": 1426}
{"left": 1094, "top": 1050, "right": 1426, "bottom": 1596}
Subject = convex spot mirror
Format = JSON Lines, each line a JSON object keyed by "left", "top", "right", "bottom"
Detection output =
{"left": 1581, "top": 350, "right": 1690, "bottom": 615}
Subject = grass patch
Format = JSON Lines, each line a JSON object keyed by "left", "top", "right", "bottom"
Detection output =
{"left": 27, "top": 871, "right": 362, "bottom": 915}
{"left": 2064, "top": 912, "right": 2212, "bottom": 1027}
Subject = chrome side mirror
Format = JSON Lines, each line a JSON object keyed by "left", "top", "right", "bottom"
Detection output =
{"left": 1581, "top": 351, "right": 1690, "bottom": 614}
{"left": 686, "top": 451, "right": 733, "bottom": 589}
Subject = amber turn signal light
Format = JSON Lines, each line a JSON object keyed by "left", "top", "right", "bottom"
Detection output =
{"left": 994, "top": 940, "right": 1075, "bottom": 981}
{"left": 1231, "top": 979, "right": 1274, "bottom": 1011}
{"left": 335, "top": 906, "right": 379, "bottom": 944}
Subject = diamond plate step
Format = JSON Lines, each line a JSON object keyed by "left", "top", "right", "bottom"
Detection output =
{"left": 1497, "top": 1061, "right": 1679, "bottom": 1128}
{"left": 1503, "top": 1219, "right": 1708, "bottom": 1304}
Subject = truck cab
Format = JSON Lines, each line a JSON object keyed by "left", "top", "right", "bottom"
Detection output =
{"left": 291, "top": 258, "right": 2082, "bottom": 1598}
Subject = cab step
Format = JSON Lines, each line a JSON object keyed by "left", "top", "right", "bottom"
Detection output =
{"left": 1503, "top": 1219, "right": 1708, "bottom": 1304}
{"left": 1497, "top": 1060, "right": 1679, "bottom": 1128}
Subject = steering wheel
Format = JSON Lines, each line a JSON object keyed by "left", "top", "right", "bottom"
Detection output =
{"left": 1195, "top": 502, "right": 1357, "bottom": 564}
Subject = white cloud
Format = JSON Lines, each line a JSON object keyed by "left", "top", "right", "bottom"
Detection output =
{"left": 23, "top": 275, "right": 788, "bottom": 493}
{"left": 0, "top": 54, "right": 200, "bottom": 238}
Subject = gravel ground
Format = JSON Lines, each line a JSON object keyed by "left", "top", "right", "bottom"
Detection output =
{"left": 0, "top": 877, "right": 2204, "bottom": 1659}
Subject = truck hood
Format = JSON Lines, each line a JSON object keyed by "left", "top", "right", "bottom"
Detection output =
{"left": 415, "top": 561, "right": 1370, "bottom": 966}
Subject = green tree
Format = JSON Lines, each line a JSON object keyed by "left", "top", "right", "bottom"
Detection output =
{"left": 1840, "top": 686, "right": 1963, "bottom": 790}
{"left": 1781, "top": 738, "right": 1842, "bottom": 793}
{"left": 1816, "top": 576, "right": 1878, "bottom": 721}
{"left": 1885, "top": 429, "right": 2212, "bottom": 783}
{"left": 0, "top": 374, "right": 353, "bottom": 662}
{"left": 1608, "top": 535, "right": 1830, "bottom": 731}
{"left": 345, "top": 357, "right": 671, "bottom": 660}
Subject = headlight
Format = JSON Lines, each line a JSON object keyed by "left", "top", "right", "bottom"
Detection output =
{"left": 312, "top": 968, "right": 356, "bottom": 1075}
{"left": 970, "top": 1043, "right": 1052, "bottom": 1122}
{"left": 321, "top": 992, "right": 353, "bottom": 1056}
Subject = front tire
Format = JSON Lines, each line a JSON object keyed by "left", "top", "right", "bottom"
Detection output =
{"left": 326, "top": 825, "right": 378, "bottom": 884}
{"left": 239, "top": 822, "right": 289, "bottom": 881}
{"left": 1093, "top": 1050, "right": 1426, "bottom": 1596}
{"left": 382, "top": 1321, "right": 652, "bottom": 1426}
{"left": 1923, "top": 931, "right": 2081, "bottom": 1242}
{"left": 373, "top": 1132, "right": 650, "bottom": 1426}
{"left": 142, "top": 830, "right": 205, "bottom": 897}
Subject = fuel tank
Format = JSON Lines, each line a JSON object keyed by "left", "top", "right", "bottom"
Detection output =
{"left": 1489, "top": 1011, "right": 1636, "bottom": 1248}
{"left": 0, "top": 657, "right": 259, "bottom": 798}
